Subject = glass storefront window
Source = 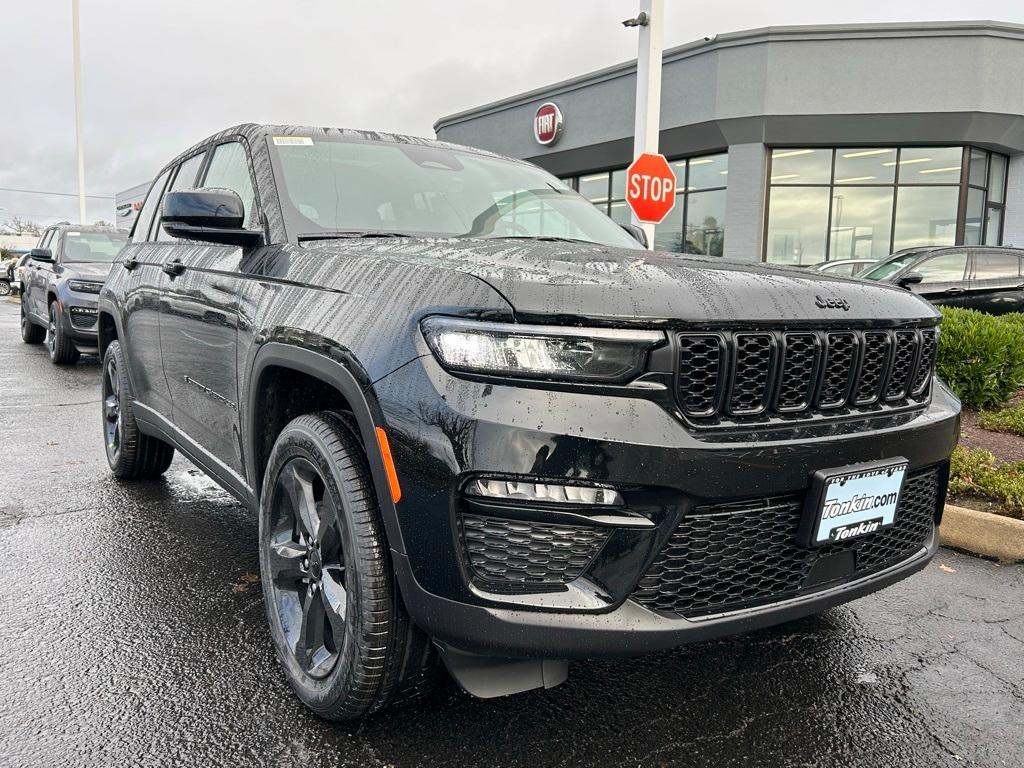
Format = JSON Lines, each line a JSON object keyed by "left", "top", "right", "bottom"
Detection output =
{"left": 834, "top": 148, "right": 896, "bottom": 185}
{"left": 986, "top": 208, "right": 1004, "bottom": 246}
{"left": 828, "top": 187, "right": 895, "bottom": 260}
{"left": 892, "top": 186, "right": 959, "bottom": 250}
{"left": 968, "top": 147, "right": 988, "bottom": 188}
{"left": 609, "top": 169, "right": 627, "bottom": 201}
{"left": 609, "top": 200, "right": 631, "bottom": 226}
{"left": 687, "top": 153, "right": 728, "bottom": 190}
{"left": 898, "top": 147, "right": 963, "bottom": 184}
{"left": 578, "top": 172, "right": 610, "bottom": 204}
{"left": 989, "top": 154, "right": 1007, "bottom": 204}
{"left": 770, "top": 149, "right": 832, "bottom": 184}
{"left": 766, "top": 186, "right": 831, "bottom": 265}
{"left": 684, "top": 189, "right": 726, "bottom": 256}
{"left": 653, "top": 203, "right": 684, "bottom": 252}
{"left": 964, "top": 188, "right": 985, "bottom": 246}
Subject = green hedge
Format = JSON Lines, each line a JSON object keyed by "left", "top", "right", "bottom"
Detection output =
{"left": 936, "top": 307, "right": 1024, "bottom": 410}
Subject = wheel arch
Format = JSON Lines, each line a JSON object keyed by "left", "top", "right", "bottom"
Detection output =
{"left": 246, "top": 342, "right": 407, "bottom": 555}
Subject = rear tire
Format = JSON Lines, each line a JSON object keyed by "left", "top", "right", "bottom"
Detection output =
{"left": 102, "top": 339, "right": 175, "bottom": 479}
{"left": 0, "top": 280, "right": 10, "bottom": 296}
{"left": 20, "top": 297, "right": 44, "bottom": 344}
{"left": 47, "top": 301, "right": 79, "bottom": 365}
{"left": 259, "top": 411, "right": 438, "bottom": 720}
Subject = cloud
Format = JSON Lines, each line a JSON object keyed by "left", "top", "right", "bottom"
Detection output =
{"left": 1, "top": 0, "right": 1022, "bottom": 226}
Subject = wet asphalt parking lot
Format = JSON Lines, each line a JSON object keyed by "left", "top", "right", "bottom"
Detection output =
{"left": 0, "top": 298, "right": 1022, "bottom": 767}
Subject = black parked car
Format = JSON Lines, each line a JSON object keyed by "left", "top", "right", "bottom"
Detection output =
{"left": 808, "top": 258, "right": 876, "bottom": 278}
{"left": 20, "top": 224, "right": 127, "bottom": 362}
{"left": 97, "top": 124, "right": 959, "bottom": 720}
{"left": 861, "top": 245, "right": 1024, "bottom": 314}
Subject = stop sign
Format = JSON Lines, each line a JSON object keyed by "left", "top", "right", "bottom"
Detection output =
{"left": 625, "top": 153, "right": 677, "bottom": 224}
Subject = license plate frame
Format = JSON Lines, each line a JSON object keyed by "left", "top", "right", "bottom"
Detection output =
{"left": 799, "top": 457, "right": 909, "bottom": 547}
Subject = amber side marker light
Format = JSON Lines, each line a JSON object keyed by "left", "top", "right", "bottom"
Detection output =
{"left": 374, "top": 426, "right": 402, "bottom": 503}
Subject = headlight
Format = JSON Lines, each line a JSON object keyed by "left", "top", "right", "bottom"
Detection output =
{"left": 67, "top": 280, "right": 102, "bottom": 294}
{"left": 421, "top": 317, "right": 664, "bottom": 383}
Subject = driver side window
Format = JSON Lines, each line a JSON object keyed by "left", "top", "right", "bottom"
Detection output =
{"left": 915, "top": 252, "right": 967, "bottom": 283}
{"left": 201, "top": 142, "right": 258, "bottom": 228}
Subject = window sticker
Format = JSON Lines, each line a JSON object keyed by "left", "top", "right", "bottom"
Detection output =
{"left": 273, "top": 136, "right": 313, "bottom": 146}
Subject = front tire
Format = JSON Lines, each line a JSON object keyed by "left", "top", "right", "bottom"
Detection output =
{"left": 102, "top": 339, "right": 175, "bottom": 479}
{"left": 47, "top": 301, "right": 79, "bottom": 365}
{"left": 259, "top": 412, "right": 437, "bottom": 720}
{"left": 0, "top": 280, "right": 10, "bottom": 297}
{"left": 20, "top": 297, "right": 44, "bottom": 344}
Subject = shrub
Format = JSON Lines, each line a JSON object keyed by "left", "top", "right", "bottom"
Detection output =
{"left": 948, "top": 446, "right": 1024, "bottom": 516}
{"left": 935, "top": 307, "right": 1024, "bottom": 410}
{"left": 978, "top": 402, "right": 1024, "bottom": 436}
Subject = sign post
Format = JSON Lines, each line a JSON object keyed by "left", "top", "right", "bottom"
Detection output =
{"left": 626, "top": 0, "right": 665, "bottom": 249}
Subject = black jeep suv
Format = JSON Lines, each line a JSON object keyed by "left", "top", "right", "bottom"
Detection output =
{"left": 98, "top": 124, "right": 960, "bottom": 719}
{"left": 21, "top": 223, "right": 127, "bottom": 363}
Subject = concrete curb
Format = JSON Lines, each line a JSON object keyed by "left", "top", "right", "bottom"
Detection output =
{"left": 940, "top": 504, "right": 1024, "bottom": 563}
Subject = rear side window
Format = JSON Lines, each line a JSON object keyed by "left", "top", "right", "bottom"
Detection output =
{"left": 157, "top": 153, "right": 207, "bottom": 242}
{"left": 201, "top": 142, "right": 257, "bottom": 227}
{"left": 973, "top": 251, "right": 1021, "bottom": 280}
{"left": 133, "top": 169, "right": 171, "bottom": 243}
{"left": 915, "top": 252, "right": 968, "bottom": 283}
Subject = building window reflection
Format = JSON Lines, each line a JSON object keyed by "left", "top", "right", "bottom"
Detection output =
{"left": 765, "top": 146, "right": 1008, "bottom": 265}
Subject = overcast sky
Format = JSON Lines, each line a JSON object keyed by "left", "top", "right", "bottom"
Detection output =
{"left": 2, "top": 1, "right": 1023, "bottom": 227}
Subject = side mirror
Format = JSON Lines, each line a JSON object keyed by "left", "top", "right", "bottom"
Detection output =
{"left": 897, "top": 271, "right": 924, "bottom": 289}
{"left": 30, "top": 248, "right": 54, "bottom": 262}
{"left": 620, "top": 223, "right": 649, "bottom": 249}
{"left": 160, "top": 189, "right": 263, "bottom": 248}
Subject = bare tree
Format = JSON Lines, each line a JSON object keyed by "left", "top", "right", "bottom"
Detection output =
{"left": 3, "top": 216, "right": 41, "bottom": 235}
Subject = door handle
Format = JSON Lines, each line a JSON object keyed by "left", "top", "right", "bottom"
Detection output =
{"left": 162, "top": 259, "right": 185, "bottom": 277}
{"left": 943, "top": 287, "right": 964, "bottom": 295}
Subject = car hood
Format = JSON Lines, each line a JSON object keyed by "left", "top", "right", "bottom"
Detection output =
{"left": 62, "top": 261, "right": 114, "bottom": 281}
{"left": 311, "top": 238, "right": 939, "bottom": 325}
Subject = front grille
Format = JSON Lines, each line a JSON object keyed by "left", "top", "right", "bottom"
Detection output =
{"left": 631, "top": 466, "right": 941, "bottom": 618}
{"left": 459, "top": 513, "right": 608, "bottom": 588}
{"left": 676, "top": 327, "right": 937, "bottom": 425}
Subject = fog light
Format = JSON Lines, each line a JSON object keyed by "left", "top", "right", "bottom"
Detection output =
{"left": 466, "top": 479, "right": 623, "bottom": 506}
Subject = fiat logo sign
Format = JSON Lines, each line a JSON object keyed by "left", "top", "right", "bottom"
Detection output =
{"left": 533, "top": 102, "right": 563, "bottom": 146}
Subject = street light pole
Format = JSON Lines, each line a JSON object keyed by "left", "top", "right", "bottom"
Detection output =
{"left": 628, "top": 0, "right": 665, "bottom": 249}
{"left": 71, "top": 0, "right": 87, "bottom": 225}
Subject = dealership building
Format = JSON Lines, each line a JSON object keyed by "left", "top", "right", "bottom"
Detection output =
{"left": 434, "top": 21, "right": 1024, "bottom": 264}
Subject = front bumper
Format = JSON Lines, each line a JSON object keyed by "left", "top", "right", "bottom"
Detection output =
{"left": 57, "top": 294, "right": 99, "bottom": 346}
{"left": 374, "top": 354, "right": 960, "bottom": 658}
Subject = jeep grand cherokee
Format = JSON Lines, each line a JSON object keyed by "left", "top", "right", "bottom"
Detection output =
{"left": 97, "top": 124, "right": 960, "bottom": 720}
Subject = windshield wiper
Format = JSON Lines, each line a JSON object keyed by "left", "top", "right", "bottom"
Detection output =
{"left": 298, "top": 230, "right": 412, "bottom": 242}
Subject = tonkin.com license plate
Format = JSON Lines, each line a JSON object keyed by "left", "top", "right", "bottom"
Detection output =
{"left": 800, "top": 458, "right": 909, "bottom": 547}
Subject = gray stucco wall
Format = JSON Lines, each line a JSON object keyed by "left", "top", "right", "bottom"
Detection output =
{"left": 436, "top": 21, "right": 1024, "bottom": 174}
{"left": 722, "top": 143, "right": 766, "bottom": 261}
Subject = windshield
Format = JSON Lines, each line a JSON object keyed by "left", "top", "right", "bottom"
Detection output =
{"left": 269, "top": 137, "right": 640, "bottom": 248}
{"left": 61, "top": 231, "right": 127, "bottom": 263}
{"left": 860, "top": 251, "right": 925, "bottom": 281}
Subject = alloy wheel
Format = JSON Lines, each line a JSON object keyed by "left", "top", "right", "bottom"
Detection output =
{"left": 267, "top": 457, "right": 347, "bottom": 679}
{"left": 47, "top": 305, "right": 57, "bottom": 356}
{"left": 102, "top": 356, "right": 121, "bottom": 460}
{"left": 0, "top": 281, "right": 10, "bottom": 296}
